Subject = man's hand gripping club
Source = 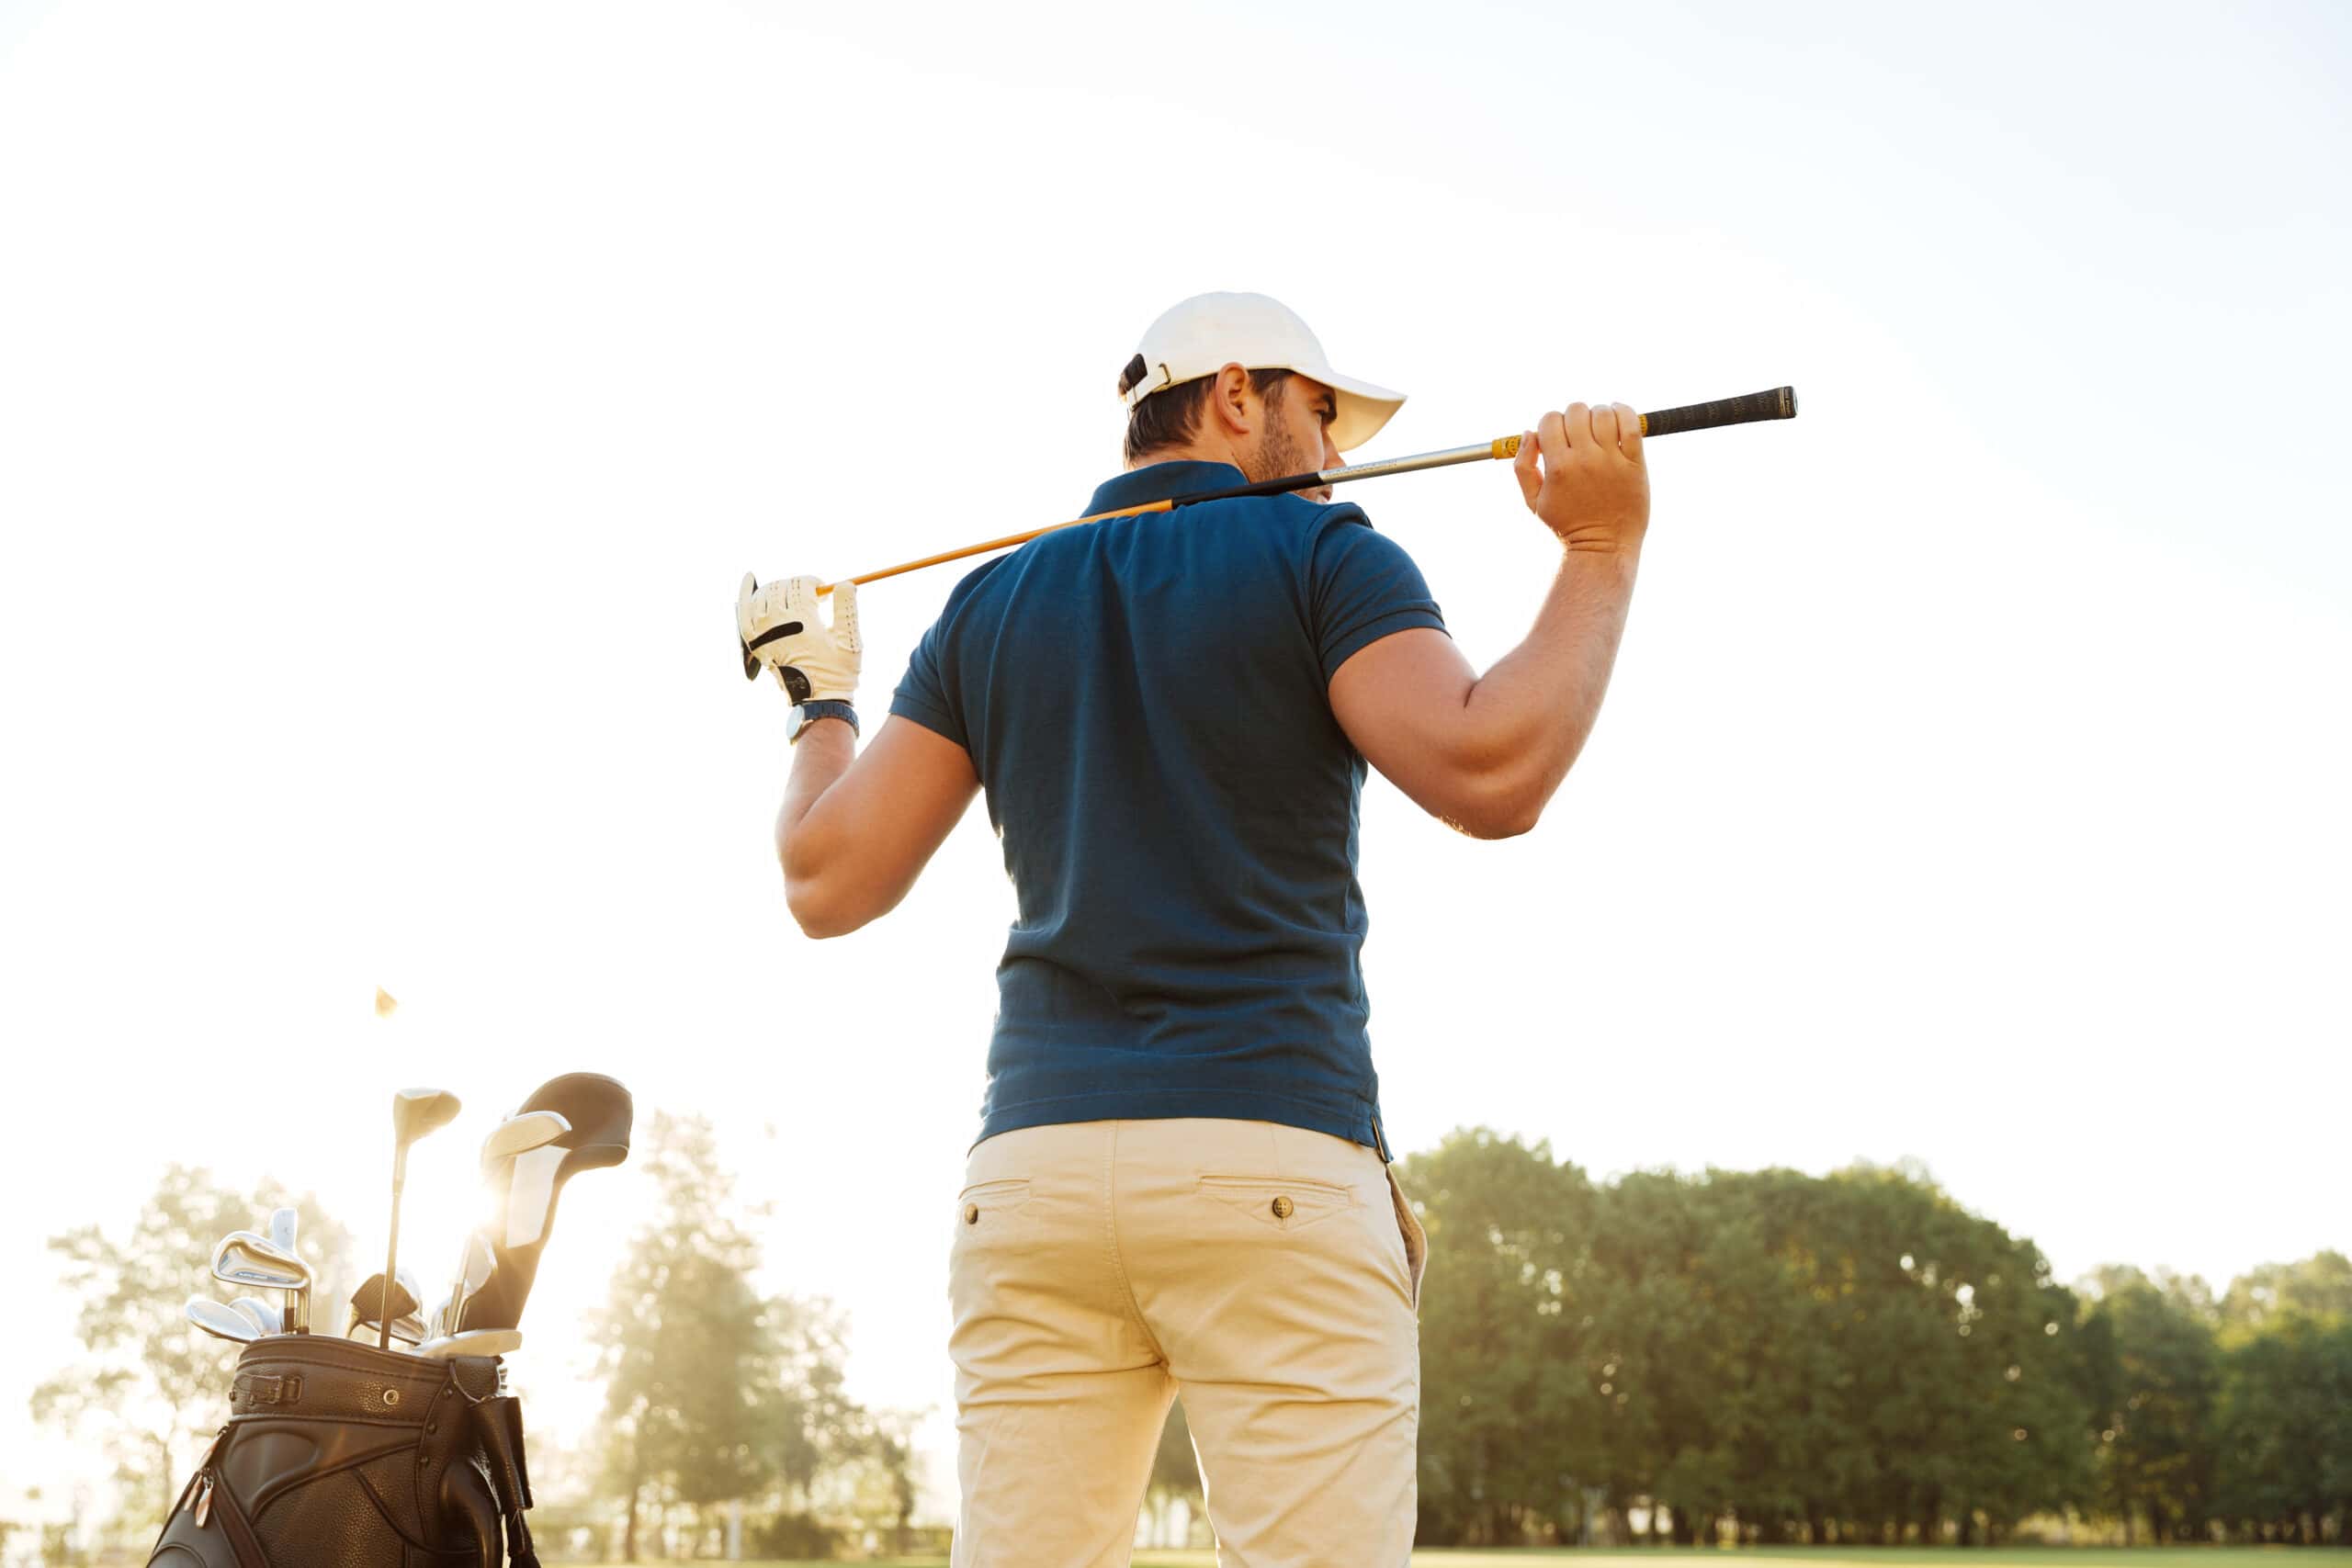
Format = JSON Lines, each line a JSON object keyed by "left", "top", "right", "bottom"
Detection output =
{"left": 736, "top": 569, "right": 978, "bottom": 940}
{"left": 738, "top": 573, "right": 861, "bottom": 703}
{"left": 1327, "top": 400, "right": 1648, "bottom": 840}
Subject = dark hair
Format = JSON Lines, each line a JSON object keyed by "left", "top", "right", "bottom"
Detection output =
{"left": 1123, "top": 367, "right": 1293, "bottom": 465}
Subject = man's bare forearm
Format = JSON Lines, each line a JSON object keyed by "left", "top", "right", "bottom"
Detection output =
{"left": 1457, "top": 544, "right": 1641, "bottom": 830}
{"left": 775, "top": 718, "right": 856, "bottom": 894}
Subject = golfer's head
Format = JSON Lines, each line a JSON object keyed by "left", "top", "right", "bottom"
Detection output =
{"left": 1117, "top": 293, "right": 1405, "bottom": 495}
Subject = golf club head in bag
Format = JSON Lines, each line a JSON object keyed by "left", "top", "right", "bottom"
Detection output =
{"left": 212, "top": 1230, "right": 314, "bottom": 1334}
{"left": 456, "top": 1073, "right": 632, "bottom": 1333}
{"left": 229, "top": 1296, "right": 283, "bottom": 1337}
{"left": 347, "top": 1271, "right": 427, "bottom": 1345}
{"left": 438, "top": 1112, "right": 567, "bottom": 1341}
{"left": 381, "top": 1088, "right": 461, "bottom": 1348}
{"left": 186, "top": 1297, "right": 259, "bottom": 1346}
{"left": 415, "top": 1328, "right": 524, "bottom": 1359}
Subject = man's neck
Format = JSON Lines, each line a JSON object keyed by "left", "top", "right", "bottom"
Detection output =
{"left": 1126, "top": 438, "right": 1241, "bottom": 473}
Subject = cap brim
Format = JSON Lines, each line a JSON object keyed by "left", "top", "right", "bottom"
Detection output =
{"left": 1307, "top": 367, "right": 1406, "bottom": 454}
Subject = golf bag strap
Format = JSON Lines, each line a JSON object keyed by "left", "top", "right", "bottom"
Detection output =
{"left": 502, "top": 1397, "right": 534, "bottom": 1509}
{"left": 231, "top": 1371, "right": 301, "bottom": 1407}
{"left": 474, "top": 1393, "right": 539, "bottom": 1568}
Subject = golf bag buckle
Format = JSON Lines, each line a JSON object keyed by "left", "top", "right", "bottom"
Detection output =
{"left": 232, "top": 1371, "right": 302, "bottom": 1407}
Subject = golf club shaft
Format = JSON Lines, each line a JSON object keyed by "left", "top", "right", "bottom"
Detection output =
{"left": 381, "top": 1150, "right": 404, "bottom": 1350}
{"left": 817, "top": 386, "right": 1796, "bottom": 595}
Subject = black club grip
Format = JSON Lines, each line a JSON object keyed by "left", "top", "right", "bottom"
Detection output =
{"left": 1642, "top": 386, "right": 1797, "bottom": 438}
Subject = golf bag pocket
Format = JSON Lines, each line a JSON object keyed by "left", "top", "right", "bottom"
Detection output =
{"left": 150, "top": 1337, "right": 538, "bottom": 1568}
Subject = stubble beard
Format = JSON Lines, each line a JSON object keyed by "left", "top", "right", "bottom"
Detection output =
{"left": 1240, "top": 403, "right": 1331, "bottom": 502}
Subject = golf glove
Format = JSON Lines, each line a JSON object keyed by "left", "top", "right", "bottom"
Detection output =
{"left": 737, "top": 572, "right": 860, "bottom": 702}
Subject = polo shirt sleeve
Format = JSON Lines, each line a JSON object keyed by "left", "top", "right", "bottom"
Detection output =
{"left": 1306, "top": 509, "right": 1448, "bottom": 683}
{"left": 890, "top": 615, "right": 969, "bottom": 752}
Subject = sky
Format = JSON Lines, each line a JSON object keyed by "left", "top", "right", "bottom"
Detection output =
{"left": 2, "top": 0, "right": 2346, "bottom": 1533}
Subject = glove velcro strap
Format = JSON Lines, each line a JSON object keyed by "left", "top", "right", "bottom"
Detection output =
{"left": 745, "top": 621, "right": 805, "bottom": 652}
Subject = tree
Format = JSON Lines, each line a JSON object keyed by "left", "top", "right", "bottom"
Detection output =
{"left": 1402, "top": 1128, "right": 1598, "bottom": 1544}
{"left": 586, "top": 1111, "right": 899, "bottom": 1559}
{"left": 1400, "top": 1134, "right": 2098, "bottom": 1547}
{"left": 2077, "top": 1266, "right": 2222, "bottom": 1541}
{"left": 2212, "top": 1308, "right": 2352, "bottom": 1542}
{"left": 2220, "top": 1251, "right": 2352, "bottom": 1331}
{"left": 31, "top": 1165, "right": 354, "bottom": 1538}
{"left": 1141, "top": 1397, "right": 1204, "bottom": 1547}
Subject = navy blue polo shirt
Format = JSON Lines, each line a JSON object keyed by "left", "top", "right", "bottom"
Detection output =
{"left": 890, "top": 460, "right": 1446, "bottom": 1156}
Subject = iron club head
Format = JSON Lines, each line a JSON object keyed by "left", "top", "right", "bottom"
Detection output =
{"left": 229, "top": 1296, "right": 282, "bottom": 1337}
{"left": 212, "top": 1230, "right": 314, "bottom": 1333}
{"left": 187, "top": 1297, "right": 260, "bottom": 1345}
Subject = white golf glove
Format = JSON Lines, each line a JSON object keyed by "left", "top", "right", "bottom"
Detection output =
{"left": 736, "top": 573, "right": 860, "bottom": 702}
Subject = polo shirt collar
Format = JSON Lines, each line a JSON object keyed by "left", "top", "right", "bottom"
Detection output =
{"left": 1086, "top": 460, "right": 1245, "bottom": 517}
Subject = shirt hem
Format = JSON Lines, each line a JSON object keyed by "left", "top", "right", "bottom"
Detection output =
{"left": 1319, "top": 606, "right": 1449, "bottom": 683}
{"left": 887, "top": 690, "right": 967, "bottom": 751}
{"left": 975, "top": 1087, "right": 1384, "bottom": 1157}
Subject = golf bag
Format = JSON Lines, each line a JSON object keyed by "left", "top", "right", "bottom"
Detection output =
{"left": 149, "top": 1333, "right": 540, "bottom": 1568}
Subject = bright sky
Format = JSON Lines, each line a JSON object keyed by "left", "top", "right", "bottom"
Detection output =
{"left": 4, "top": 0, "right": 2346, "bottom": 1531}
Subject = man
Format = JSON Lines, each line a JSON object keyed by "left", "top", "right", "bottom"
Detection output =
{"left": 736, "top": 292, "right": 1649, "bottom": 1565}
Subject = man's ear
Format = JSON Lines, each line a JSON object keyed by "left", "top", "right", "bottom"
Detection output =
{"left": 1204, "top": 362, "right": 1255, "bottom": 437}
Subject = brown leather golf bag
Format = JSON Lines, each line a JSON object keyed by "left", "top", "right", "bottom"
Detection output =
{"left": 147, "top": 1334, "right": 539, "bottom": 1567}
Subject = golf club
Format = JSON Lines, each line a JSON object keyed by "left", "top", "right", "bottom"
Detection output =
{"left": 229, "top": 1296, "right": 282, "bottom": 1337}
{"left": 186, "top": 1297, "right": 259, "bottom": 1346}
{"left": 741, "top": 386, "right": 1797, "bottom": 638}
{"left": 413, "top": 1328, "right": 523, "bottom": 1360}
{"left": 212, "top": 1231, "right": 314, "bottom": 1334}
{"left": 347, "top": 1271, "right": 425, "bottom": 1344}
{"left": 380, "top": 1089, "right": 462, "bottom": 1349}
{"left": 347, "top": 1313, "right": 427, "bottom": 1346}
{"left": 440, "top": 1111, "right": 570, "bottom": 1340}
{"left": 397, "top": 1266, "right": 425, "bottom": 1325}
{"left": 268, "top": 1206, "right": 298, "bottom": 1257}
{"left": 457, "top": 1073, "right": 633, "bottom": 1334}
{"left": 446, "top": 1233, "right": 495, "bottom": 1338}
{"left": 478, "top": 1109, "right": 571, "bottom": 1165}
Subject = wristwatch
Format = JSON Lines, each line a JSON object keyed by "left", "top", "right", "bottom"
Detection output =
{"left": 786, "top": 700, "right": 860, "bottom": 743}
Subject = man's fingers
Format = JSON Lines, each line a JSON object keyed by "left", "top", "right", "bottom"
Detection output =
{"left": 736, "top": 572, "right": 760, "bottom": 639}
{"left": 1614, "top": 401, "right": 1644, "bottom": 464}
{"left": 1589, "top": 402, "right": 1620, "bottom": 449}
{"left": 1535, "top": 408, "right": 1570, "bottom": 471}
{"left": 831, "top": 579, "right": 861, "bottom": 655}
{"left": 1511, "top": 429, "right": 1542, "bottom": 506}
{"left": 1562, "top": 401, "right": 1594, "bottom": 453}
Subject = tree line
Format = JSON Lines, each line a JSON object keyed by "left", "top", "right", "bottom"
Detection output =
{"left": 28, "top": 1122, "right": 2349, "bottom": 1558}
{"left": 1385, "top": 1128, "right": 2352, "bottom": 1548}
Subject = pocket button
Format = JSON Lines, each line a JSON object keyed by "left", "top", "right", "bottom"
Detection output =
{"left": 1271, "top": 1195, "right": 1295, "bottom": 1220}
{"left": 964, "top": 1202, "right": 980, "bottom": 1225}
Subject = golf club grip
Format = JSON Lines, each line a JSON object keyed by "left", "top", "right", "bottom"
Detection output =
{"left": 1640, "top": 386, "right": 1796, "bottom": 438}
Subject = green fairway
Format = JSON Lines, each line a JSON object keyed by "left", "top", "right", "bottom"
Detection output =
{"left": 582, "top": 1551, "right": 2321, "bottom": 1567}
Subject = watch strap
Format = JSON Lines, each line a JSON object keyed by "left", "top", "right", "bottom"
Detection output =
{"left": 791, "top": 699, "right": 860, "bottom": 741}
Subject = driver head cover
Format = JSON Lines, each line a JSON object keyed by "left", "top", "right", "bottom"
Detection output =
{"left": 1117, "top": 292, "right": 1405, "bottom": 455}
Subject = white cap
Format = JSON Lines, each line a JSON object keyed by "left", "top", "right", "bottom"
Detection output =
{"left": 1116, "top": 291, "right": 1406, "bottom": 454}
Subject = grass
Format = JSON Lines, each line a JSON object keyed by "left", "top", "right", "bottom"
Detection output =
{"left": 577, "top": 1551, "right": 2322, "bottom": 1567}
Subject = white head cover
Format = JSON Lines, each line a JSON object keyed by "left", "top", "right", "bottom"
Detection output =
{"left": 1117, "top": 292, "right": 1406, "bottom": 454}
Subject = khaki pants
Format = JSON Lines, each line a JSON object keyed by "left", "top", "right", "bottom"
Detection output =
{"left": 947, "top": 1117, "right": 1429, "bottom": 1567}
